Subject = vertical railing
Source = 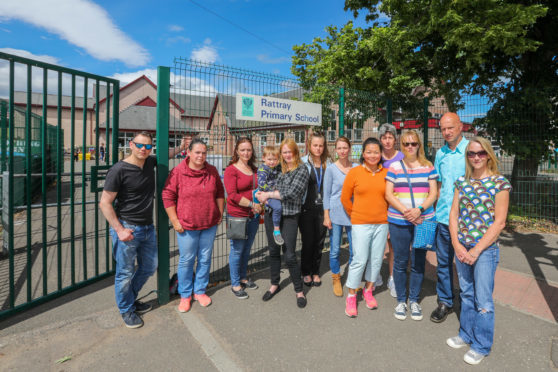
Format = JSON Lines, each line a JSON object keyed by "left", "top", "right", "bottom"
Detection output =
{"left": 423, "top": 97, "right": 430, "bottom": 160}
{"left": 156, "top": 66, "right": 171, "bottom": 305}
{"left": 338, "top": 87, "right": 345, "bottom": 136}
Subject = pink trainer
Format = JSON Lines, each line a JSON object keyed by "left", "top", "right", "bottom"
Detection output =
{"left": 194, "top": 293, "right": 212, "bottom": 307}
{"left": 178, "top": 297, "right": 191, "bottom": 313}
{"left": 345, "top": 295, "right": 358, "bottom": 318}
{"left": 363, "top": 288, "right": 378, "bottom": 309}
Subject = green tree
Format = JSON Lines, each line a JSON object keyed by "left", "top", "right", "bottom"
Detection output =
{"left": 292, "top": 0, "right": 555, "bottom": 188}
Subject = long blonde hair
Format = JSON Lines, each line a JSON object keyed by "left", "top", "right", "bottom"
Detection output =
{"left": 465, "top": 137, "right": 500, "bottom": 179}
{"left": 306, "top": 131, "right": 329, "bottom": 169}
{"left": 400, "top": 130, "right": 431, "bottom": 167}
{"left": 280, "top": 138, "right": 303, "bottom": 173}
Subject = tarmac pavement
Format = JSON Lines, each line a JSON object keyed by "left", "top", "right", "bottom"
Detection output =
{"left": 0, "top": 230, "right": 557, "bottom": 371}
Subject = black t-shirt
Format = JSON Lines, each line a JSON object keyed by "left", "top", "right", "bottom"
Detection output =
{"left": 103, "top": 156, "right": 157, "bottom": 225}
{"left": 303, "top": 165, "right": 324, "bottom": 212}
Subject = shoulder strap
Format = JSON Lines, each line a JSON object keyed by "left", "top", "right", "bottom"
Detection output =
{"left": 399, "top": 160, "right": 415, "bottom": 208}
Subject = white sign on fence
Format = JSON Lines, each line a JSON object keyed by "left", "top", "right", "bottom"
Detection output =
{"left": 235, "top": 93, "right": 322, "bottom": 126}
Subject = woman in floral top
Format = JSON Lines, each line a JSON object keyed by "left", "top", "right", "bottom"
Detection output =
{"left": 447, "top": 137, "right": 511, "bottom": 365}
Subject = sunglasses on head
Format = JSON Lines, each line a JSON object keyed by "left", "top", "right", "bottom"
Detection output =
{"left": 466, "top": 150, "right": 488, "bottom": 158}
{"left": 402, "top": 142, "right": 419, "bottom": 147}
{"left": 133, "top": 142, "right": 153, "bottom": 150}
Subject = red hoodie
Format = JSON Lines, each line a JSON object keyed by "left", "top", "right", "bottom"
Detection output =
{"left": 162, "top": 158, "right": 225, "bottom": 230}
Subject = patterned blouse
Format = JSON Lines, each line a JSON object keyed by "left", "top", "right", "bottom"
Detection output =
{"left": 276, "top": 164, "right": 309, "bottom": 216}
{"left": 454, "top": 175, "right": 512, "bottom": 246}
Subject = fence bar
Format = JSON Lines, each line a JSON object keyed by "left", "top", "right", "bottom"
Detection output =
{"left": 105, "top": 83, "right": 111, "bottom": 271}
{"left": 156, "top": 66, "right": 170, "bottom": 305}
{"left": 112, "top": 82, "right": 119, "bottom": 166}
{"left": 387, "top": 98, "right": 393, "bottom": 125}
{"left": 41, "top": 68, "right": 48, "bottom": 295}
{"left": 25, "top": 64, "right": 32, "bottom": 302}
{"left": 94, "top": 80, "right": 100, "bottom": 276}
{"left": 339, "top": 87, "right": 345, "bottom": 136}
{"left": 56, "top": 71, "right": 63, "bottom": 290}
{"left": 82, "top": 77, "right": 88, "bottom": 280}
{"left": 423, "top": 97, "right": 429, "bottom": 160}
{"left": 70, "top": 75, "right": 76, "bottom": 285}
{"left": 8, "top": 59, "right": 15, "bottom": 308}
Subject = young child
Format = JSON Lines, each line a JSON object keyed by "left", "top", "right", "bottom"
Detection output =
{"left": 257, "top": 146, "right": 284, "bottom": 245}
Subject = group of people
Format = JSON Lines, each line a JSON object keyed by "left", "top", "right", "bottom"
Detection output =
{"left": 99, "top": 112, "right": 511, "bottom": 365}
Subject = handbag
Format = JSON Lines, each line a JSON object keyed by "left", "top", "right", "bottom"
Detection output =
{"left": 399, "top": 160, "right": 437, "bottom": 250}
{"left": 226, "top": 174, "right": 256, "bottom": 240}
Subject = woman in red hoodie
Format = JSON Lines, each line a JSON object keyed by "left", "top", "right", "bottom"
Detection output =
{"left": 162, "top": 139, "right": 225, "bottom": 313}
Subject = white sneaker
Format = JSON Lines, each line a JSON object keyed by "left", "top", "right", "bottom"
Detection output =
{"left": 409, "top": 301, "right": 423, "bottom": 321}
{"left": 394, "top": 302, "right": 407, "bottom": 320}
{"left": 447, "top": 336, "right": 468, "bottom": 349}
{"left": 375, "top": 274, "right": 383, "bottom": 287}
{"left": 387, "top": 276, "right": 397, "bottom": 298}
{"left": 464, "top": 349, "right": 485, "bottom": 365}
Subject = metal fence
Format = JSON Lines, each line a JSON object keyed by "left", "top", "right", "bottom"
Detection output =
{"left": 0, "top": 52, "right": 119, "bottom": 320}
{"left": 155, "top": 59, "right": 557, "bottom": 304}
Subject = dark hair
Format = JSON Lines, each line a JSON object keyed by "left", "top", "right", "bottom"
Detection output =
{"left": 306, "top": 131, "right": 330, "bottom": 169}
{"left": 359, "top": 137, "right": 384, "bottom": 166}
{"left": 133, "top": 131, "right": 153, "bottom": 141}
{"left": 188, "top": 137, "right": 207, "bottom": 151}
{"left": 229, "top": 137, "right": 257, "bottom": 171}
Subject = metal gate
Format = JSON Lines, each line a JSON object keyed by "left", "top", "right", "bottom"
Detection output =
{"left": 155, "top": 59, "right": 326, "bottom": 304}
{"left": 0, "top": 52, "right": 119, "bottom": 319}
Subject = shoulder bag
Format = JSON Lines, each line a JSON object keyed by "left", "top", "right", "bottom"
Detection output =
{"left": 226, "top": 173, "right": 255, "bottom": 240}
{"left": 399, "top": 161, "right": 437, "bottom": 250}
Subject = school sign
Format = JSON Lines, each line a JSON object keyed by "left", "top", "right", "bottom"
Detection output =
{"left": 236, "top": 93, "right": 322, "bottom": 126}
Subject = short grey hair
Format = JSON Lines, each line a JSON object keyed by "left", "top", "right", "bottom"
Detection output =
{"left": 378, "top": 123, "right": 397, "bottom": 139}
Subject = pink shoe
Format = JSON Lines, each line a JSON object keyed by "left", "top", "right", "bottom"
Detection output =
{"left": 178, "top": 297, "right": 191, "bottom": 313}
{"left": 363, "top": 288, "right": 378, "bottom": 309}
{"left": 194, "top": 293, "right": 212, "bottom": 307}
{"left": 345, "top": 295, "right": 358, "bottom": 318}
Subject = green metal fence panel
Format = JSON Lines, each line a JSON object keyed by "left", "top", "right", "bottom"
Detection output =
{"left": 0, "top": 51, "right": 120, "bottom": 320}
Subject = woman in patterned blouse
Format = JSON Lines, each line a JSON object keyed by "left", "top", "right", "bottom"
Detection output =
{"left": 447, "top": 137, "right": 511, "bottom": 365}
{"left": 256, "top": 138, "right": 310, "bottom": 308}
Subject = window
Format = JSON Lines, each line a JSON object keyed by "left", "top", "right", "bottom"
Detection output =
{"left": 275, "top": 132, "right": 285, "bottom": 144}
{"left": 353, "top": 129, "right": 362, "bottom": 142}
{"left": 344, "top": 129, "right": 352, "bottom": 141}
{"left": 294, "top": 130, "right": 305, "bottom": 145}
{"left": 327, "top": 130, "right": 336, "bottom": 142}
{"left": 259, "top": 133, "right": 267, "bottom": 146}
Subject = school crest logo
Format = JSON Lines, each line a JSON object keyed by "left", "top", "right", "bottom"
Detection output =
{"left": 242, "top": 96, "right": 254, "bottom": 117}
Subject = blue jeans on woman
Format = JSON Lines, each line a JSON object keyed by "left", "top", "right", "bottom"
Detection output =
{"left": 229, "top": 216, "right": 260, "bottom": 287}
{"left": 455, "top": 243, "right": 499, "bottom": 356}
{"left": 389, "top": 223, "right": 427, "bottom": 304}
{"left": 176, "top": 225, "right": 218, "bottom": 298}
{"left": 110, "top": 221, "right": 158, "bottom": 314}
{"left": 329, "top": 224, "right": 353, "bottom": 275}
{"left": 346, "top": 224, "right": 388, "bottom": 289}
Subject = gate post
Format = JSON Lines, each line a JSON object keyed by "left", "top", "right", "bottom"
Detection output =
{"left": 338, "top": 87, "right": 345, "bottom": 137}
{"left": 386, "top": 98, "right": 393, "bottom": 125}
{"left": 423, "top": 97, "right": 430, "bottom": 160}
{"left": 156, "top": 66, "right": 171, "bottom": 305}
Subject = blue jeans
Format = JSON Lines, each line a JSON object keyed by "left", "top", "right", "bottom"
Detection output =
{"left": 435, "top": 223, "right": 455, "bottom": 307}
{"left": 176, "top": 226, "right": 218, "bottom": 298}
{"left": 389, "top": 223, "right": 426, "bottom": 303}
{"left": 329, "top": 224, "right": 353, "bottom": 274}
{"left": 229, "top": 215, "right": 260, "bottom": 287}
{"left": 455, "top": 243, "right": 499, "bottom": 355}
{"left": 266, "top": 198, "right": 283, "bottom": 227}
{"left": 346, "top": 224, "right": 388, "bottom": 289}
{"left": 110, "top": 221, "right": 158, "bottom": 314}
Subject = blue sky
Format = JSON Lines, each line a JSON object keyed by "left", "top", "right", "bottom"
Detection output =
{"left": 0, "top": 0, "right": 367, "bottom": 85}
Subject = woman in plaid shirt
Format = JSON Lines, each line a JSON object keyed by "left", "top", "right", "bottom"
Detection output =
{"left": 256, "top": 138, "right": 309, "bottom": 308}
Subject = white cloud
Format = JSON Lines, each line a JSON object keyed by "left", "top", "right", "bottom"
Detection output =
{"left": 168, "top": 24, "right": 184, "bottom": 32}
{"left": 190, "top": 40, "right": 218, "bottom": 64}
{"left": 0, "top": 0, "right": 150, "bottom": 67}
{"left": 111, "top": 69, "right": 158, "bottom": 85}
{"left": 257, "top": 54, "right": 290, "bottom": 64}
{"left": 0, "top": 47, "right": 59, "bottom": 64}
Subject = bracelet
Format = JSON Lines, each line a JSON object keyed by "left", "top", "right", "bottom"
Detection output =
{"left": 418, "top": 205, "right": 425, "bottom": 213}
{"left": 249, "top": 201, "right": 253, "bottom": 208}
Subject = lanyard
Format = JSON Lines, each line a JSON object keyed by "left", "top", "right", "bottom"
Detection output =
{"left": 309, "top": 159, "right": 323, "bottom": 191}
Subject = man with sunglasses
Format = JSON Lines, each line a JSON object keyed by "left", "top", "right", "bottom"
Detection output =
{"left": 430, "top": 112, "right": 469, "bottom": 323}
{"left": 99, "top": 131, "right": 185, "bottom": 328}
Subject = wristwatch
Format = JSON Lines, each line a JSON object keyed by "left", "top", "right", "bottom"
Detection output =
{"left": 418, "top": 206, "right": 425, "bottom": 214}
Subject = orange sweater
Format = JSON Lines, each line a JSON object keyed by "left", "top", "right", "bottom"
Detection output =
{"left": 341, "top": 165, "right": 388, "bottom": 225}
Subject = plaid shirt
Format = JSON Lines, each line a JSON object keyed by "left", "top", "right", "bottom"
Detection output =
{"left": 276, "top": 164, "right": 309, "bottom": 216}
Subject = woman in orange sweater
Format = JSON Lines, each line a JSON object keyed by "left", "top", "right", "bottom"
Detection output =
{"left": 341, "top": 137, "right": 389, "bottom": 318}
